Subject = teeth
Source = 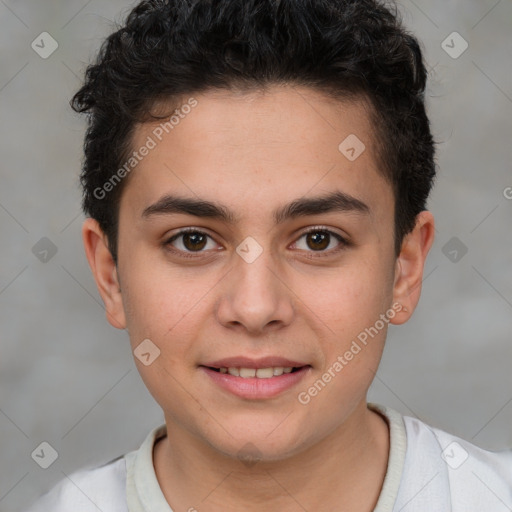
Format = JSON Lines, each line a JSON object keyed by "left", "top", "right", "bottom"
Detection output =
{"left": 239, "top": 368, "right": 256, "bottom": 378}
{"left": 218, "top": 366, "right": 299, "bottom": 378}
{"left": 256, "top": 367, "right": 274, "bottom": 379}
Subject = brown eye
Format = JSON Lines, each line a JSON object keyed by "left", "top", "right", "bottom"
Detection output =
{"left": 182, "top": 232, "right": 208, "bottom": 251}
{"left": 294, "top": 228, "right": 348, "bottom": 254}
{"left": 305, "top": 231, "right": 330, "bottom": 251}
{"left": 166, "top": 229, "right": 217, "bottom": 254}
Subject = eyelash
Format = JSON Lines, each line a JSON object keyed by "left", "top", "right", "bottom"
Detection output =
{"left": 164, "top": 226, "right": 350, "bottom": 259}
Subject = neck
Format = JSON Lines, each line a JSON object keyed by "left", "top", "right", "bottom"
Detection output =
{"left": 153, "top": 401, "right": 389, "bottom": 511}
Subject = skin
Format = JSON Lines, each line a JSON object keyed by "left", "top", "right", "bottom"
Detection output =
{"left": 83, "top": 85, "right": 435, "bottom": 511}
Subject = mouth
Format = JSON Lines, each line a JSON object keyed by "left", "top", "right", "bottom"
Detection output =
{"left": 205, "top": 366, "right": 305, "bottom": 378}
{"left": 199, "top": 359, "right": 311, "bottom": 399}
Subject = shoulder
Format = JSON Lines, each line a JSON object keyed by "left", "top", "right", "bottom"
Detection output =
{"left": 402, "top": 414, "right": 512, "bottom": 510}
{"left": 24, "top": 455, "right": 129, "bottom": 512}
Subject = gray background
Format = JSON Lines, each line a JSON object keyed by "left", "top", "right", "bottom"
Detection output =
{"left": 0, "top": 0, "right": 511, "bottom": 510}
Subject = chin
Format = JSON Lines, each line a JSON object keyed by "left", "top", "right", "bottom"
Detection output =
{"left": 199, "top": 419, "right": 312, "bottom": 465}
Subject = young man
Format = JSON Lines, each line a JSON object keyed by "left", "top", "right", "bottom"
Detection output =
{"left": 26, "top": 0, "right": 512, "bottom": 510}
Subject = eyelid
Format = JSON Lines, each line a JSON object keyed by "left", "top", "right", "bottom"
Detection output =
{"left": 296, "top": 224, "right": 349, "bottom": 240}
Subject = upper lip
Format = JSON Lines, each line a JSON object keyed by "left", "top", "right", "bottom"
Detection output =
{"left": 201, "top": 357, "right": 309, "bottom": 369}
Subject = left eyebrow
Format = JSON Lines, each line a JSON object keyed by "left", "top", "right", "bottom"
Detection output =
{"left": 273, "top": 190, "right": 370, "bottom": 224}
{"left": 141, "top": 190, "right": 370, "bottom": 224}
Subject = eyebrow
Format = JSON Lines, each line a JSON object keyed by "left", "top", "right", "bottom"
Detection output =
{"left": 141, "top": 190, "right": 370, "bottom": 224}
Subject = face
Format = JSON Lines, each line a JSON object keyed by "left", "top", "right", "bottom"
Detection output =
{"left": 85, "top": 85, "right": 430, "bottom": 461}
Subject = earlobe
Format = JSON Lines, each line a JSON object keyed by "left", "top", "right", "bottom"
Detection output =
{"left": 82, "top": 218, "right": 127, "bottom": 330}
{"left": 390, "top": 211, "right": 435, "bottom": 325}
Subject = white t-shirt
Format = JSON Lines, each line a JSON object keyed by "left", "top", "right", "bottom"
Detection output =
{"left": 25, "top": 404, "right": 512, "bottom": 511}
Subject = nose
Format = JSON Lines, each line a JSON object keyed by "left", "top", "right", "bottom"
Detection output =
{"left": 215, "top": 243, "right": 295, "bottom": 335}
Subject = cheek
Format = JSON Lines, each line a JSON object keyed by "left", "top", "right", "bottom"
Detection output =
{"left": 296, "top": 257, "right": 392, "bottom": 323}
{"left": 120, "top": 261, "right": 204, "bottom": 337}
{"left": 294, "top": 256, "right": 394, "bottom": 375}
{"left": 119, "top": 267, "right": 219, "bottom": 389}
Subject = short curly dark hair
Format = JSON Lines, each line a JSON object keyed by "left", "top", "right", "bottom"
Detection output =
{"left": 71, "top": 0, "right": 436, "bottom": 264}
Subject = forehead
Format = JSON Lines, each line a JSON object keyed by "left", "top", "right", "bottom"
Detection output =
{"left": 121, "top": 85, "right": 392, "bottom": 224}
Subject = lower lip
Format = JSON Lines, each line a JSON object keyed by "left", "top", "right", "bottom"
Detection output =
{"left": 200, "top": 366, "right": 310, "bottom": 400}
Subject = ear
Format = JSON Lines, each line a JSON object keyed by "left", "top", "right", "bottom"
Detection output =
{"left": 390, "top": 210, "right": 435, "bottom": 325}
{"left": 82, "top": 218, "right": 127, "bottom": 330}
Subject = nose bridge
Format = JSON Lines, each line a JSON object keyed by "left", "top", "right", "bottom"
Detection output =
{"left": 237, "top": 246, "right": 279, "bottom": 298}
{"left": 215, "top": 237, "right": 294, "bottom": 333}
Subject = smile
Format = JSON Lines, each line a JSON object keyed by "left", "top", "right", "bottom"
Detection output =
{"left": 200, "top": 363, "right": 311, "bottom": 399}
{"left": 212, "top": 366, "right": 298, "bottom": 378}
